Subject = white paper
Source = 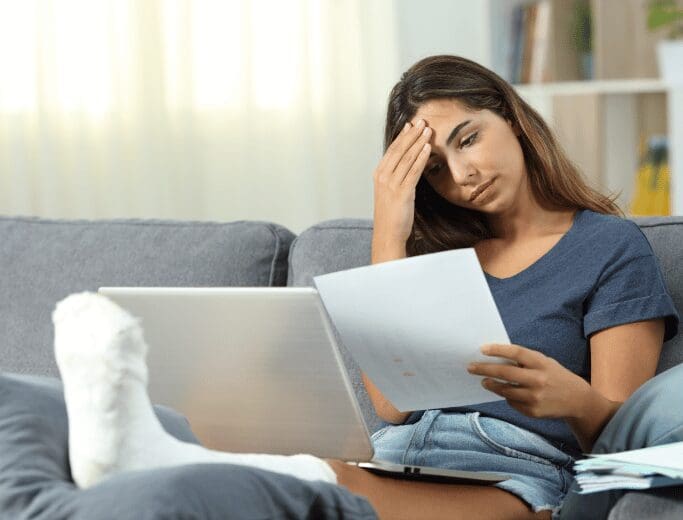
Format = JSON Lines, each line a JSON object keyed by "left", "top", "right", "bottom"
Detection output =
{"left": 313, "top": 248, "right": 511, "bottom": 412}
{"left": 574, "top": 473, "right": 683, "bottom": 494}
{"left": 582, "top": 441, "right": 683, "bottom": 476}
{"left": 573, "top": 442, "right": 683, "bottom": 493}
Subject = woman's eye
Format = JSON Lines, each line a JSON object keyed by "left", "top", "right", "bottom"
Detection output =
{"left": 460, "top": 132, "right": 478, "bottom": 148}
{"left": 425, "top": 163, "right": 442, "bottom": 176}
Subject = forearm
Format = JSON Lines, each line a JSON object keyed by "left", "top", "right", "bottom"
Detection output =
{"left": 371, "top": 238, "right": 406, "bottom": 264}
{"left": 361, "top": 371, "right": 410, "bottom": 424}
{"left": 565, "top": 386, "right": 622, "bottom": 454}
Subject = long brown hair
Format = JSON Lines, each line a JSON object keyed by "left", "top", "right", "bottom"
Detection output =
{"left": 384, "top": 55, "right": 623, "bottom": 256}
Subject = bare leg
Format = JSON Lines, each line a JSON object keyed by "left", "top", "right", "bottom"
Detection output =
{"left": 327, "top": 460, "right": 551, "bottom": 520}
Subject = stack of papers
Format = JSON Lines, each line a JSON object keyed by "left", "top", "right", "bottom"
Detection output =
{"left": 574, "top": 442, "right": 683, "bottom": 494}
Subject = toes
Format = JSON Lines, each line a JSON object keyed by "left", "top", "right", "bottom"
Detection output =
{"left": 52, "top": 291, "right": 143, "bottom": 365}
{"left": 53, "top": 292, "right": 126, "bottom": 325}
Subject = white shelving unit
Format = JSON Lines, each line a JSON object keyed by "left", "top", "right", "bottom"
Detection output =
{"left": 514, "top": 80, "right": 683, "bottom": 215}
{"left": 515, "top": 79, "right": 668, "bottom": 96}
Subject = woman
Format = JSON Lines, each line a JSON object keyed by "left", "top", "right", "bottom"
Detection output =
{"left": 326, "top": 54, "right": 680, "bottom": 518}
{"left": 54, "top": 55, "right": 679, "bottom": 520}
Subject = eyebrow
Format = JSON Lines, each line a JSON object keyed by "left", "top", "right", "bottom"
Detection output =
{"left": 446, "top": 120, "right": 471, "bottom": 146}
{"left": 429, "top": 119, "right": 472, "bottom": 158}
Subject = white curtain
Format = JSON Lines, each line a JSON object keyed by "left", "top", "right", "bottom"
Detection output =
{"left": 0, "top": 0, "right": 399, "bottom": 233}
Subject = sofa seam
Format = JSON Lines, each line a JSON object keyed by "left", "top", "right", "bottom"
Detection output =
{"left": 0, "top": 216, "right": 277, "bottom": 229}
{"left": 631, "top": 221, "right": 683, "bottom": 229}
{"left": 286, "top": 234, "right": 300, "bottom": 285}
{"left": 301, "top": 224, "right": 373, "bottom": 233}
{"left": 265, "top": 223, "right": 283, "bottom": 287}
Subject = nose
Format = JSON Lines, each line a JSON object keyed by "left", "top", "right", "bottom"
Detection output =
{"left": 446, "top": 156, "right": 477, "bottom": 186}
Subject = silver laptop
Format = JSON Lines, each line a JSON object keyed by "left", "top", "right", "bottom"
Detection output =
{"left": 98, "top": 286, "right": 506, "bottom": 485}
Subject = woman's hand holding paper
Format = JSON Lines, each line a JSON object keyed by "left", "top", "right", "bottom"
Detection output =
{"left": 467, "top": 343, "right": 593, "bottom": 420}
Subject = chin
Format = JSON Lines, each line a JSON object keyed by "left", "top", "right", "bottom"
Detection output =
{"left": 468, "top": 198, "right": 498, "bottom": 212}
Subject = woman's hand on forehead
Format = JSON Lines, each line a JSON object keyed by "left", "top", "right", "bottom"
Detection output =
{"left": 371, "top": 118, "right": 433, "bottom": 245}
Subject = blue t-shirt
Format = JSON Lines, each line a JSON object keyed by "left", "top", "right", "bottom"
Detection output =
{"left": 411, "top": 208, "right": 680, "bottom": 458}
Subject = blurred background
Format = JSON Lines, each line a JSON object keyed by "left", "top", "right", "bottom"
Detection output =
{"left": 0, "top": 0, "right": 681, "bottom": 234}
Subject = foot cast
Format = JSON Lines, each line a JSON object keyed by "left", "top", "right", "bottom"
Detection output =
{"left": 53, "top": 292, "right": 337, "bottom": 488}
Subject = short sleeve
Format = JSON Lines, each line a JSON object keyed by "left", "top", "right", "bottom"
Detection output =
{"left": 583, "top": 222, "right": 680, "bottom": 341}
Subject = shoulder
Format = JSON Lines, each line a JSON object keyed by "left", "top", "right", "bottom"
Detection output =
{"left": 579, "top": 209, "right": 638, "bottom": 233}
{"left": 578, "top": 209, "right": 654, "bottom": 258}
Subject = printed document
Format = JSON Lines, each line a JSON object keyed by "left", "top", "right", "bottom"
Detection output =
{"left": 313, "top": 248, "right": 511, "bottom": 412}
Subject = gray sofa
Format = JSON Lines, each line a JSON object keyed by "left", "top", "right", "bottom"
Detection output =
{"left": 1, "top": 214, "right": 682, "bottom": 519}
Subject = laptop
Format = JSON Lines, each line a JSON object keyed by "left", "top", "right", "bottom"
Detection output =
{"left": 98, "top": 286, "right": 507, "bottom": 485}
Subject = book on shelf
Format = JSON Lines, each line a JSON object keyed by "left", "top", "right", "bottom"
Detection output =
{"left": 509, "top": 0, "right": 552, "bottom": 84}
{"left": 520, "top": 3, "right": 536, "bottom": 83}
{"left": 508, "top": 5, "right": 525, "bottom": 84}
{"left": 574, "top": 441, "right": 683, "bottom": 494}
{"left": 529, "top": 0, "right": 551, "bottom": 83}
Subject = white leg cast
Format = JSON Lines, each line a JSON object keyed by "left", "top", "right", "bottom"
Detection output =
{"left": 53, "top": 292, "right": 337, "bottom": 489}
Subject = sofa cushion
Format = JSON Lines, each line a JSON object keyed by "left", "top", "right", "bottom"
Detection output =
{"left": 632, "top": 216, "right": 683, "bottom": 372}
{"left": 0, "top": 372, "right": 377, "bottom": 520}
{"left": 0, "top": 216, "right": 295, "bottom": 377}
{"left": 608, "top": 487, "right": 683, "bottom": 520}
{"left": 286, "top": 219, "right": 383, "bottom": 433}
{"left": 287, "top": 219, "right": 373, "bottom": 288}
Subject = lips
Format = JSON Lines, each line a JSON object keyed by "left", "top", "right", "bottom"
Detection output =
{"left": 469, "top": 178, "right": 495, "bottom": 202}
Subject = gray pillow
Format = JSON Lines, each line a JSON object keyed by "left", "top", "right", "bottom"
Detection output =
{"left": 0, "top": 372, "right": 377, "bottom": 519}
{"left": 0, "top": 216, "right": 296, "bottom": 377}
{"left": 286, "top": 219, "right": 384, "bottom": 435}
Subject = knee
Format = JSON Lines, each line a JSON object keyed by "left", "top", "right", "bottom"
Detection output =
{"left": 594, "top": 363, "right": 683, "bottom": 453}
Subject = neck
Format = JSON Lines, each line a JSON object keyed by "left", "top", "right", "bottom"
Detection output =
{"left": 488, "top": 203, "right": 575, "bottom": 241}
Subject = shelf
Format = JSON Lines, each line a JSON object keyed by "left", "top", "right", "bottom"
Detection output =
{"left": 514, "top": 79, "right": 669, "bottom": 97}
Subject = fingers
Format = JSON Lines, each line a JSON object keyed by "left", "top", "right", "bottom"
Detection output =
{"left": 378, "top": 120, "right": 431, "bottom": 182}
{"left": 481, "top": 379, "right": 528, "bottom": 401}
{"left": 481, "top": 380, "right": 546, "bottom": 418}
{"left": 467, "top": 363, "right": 537, "bottom": 387}
{"left": 480, "top": 343, "right": 541, "bottom": 368}
{"left": 376, "top": 122, "right": 412, "bottom": 175}
{"left": 393, "top": 126, "right": 432, "bottom": 187}
{"left": 401, "top": 142, "right": 431, "bottom": 187}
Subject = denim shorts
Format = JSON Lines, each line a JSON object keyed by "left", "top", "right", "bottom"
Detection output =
{"left": 371, "top": 409, "right": 575, "bottom": 517}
